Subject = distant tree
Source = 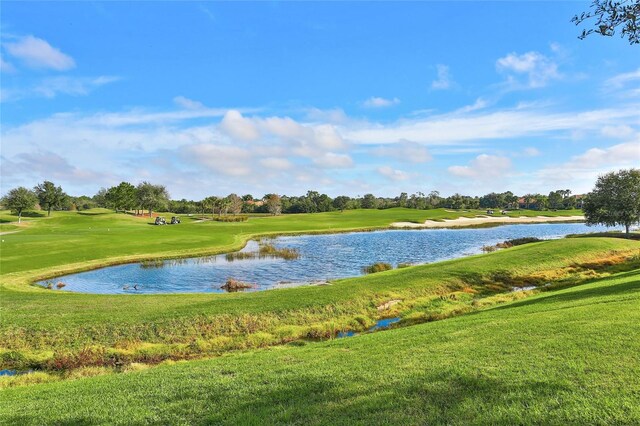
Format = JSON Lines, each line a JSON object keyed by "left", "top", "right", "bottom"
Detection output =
{"left": 34, "top": 181, "right": 66, "bottom": 216}
{"left": 93, "top": 188, "right": 108, "bottom": 208}
{"left": 583, "top": 169, "right": 640, "bottom": 237}
{"left": 332, "top": 196, "right": 351, "bottom": 212}
{"left": 503, "top": 191, "right": 518, "bottom": 209}
{"left": 264, "top": 194, "right": 282, "bottom": 215}
{"left": 201, "top": 196, "right": 217, "bottom": 219}
{"left": 572, "top": 0, "right": 640, "bottom": 44}
{"left": 2, "top": 187, "right": 38, "bottom": 223}
{"left": 109, "top": 182, "right": 137, "bottom": 212}
{"left": 427, "top": 190, "right": 441, "bottom": 208}
{"left": 136, "top": 182, "right": 169, "bottom": 217}
{"left": 73, "top": 195, "right": 97, "bottom": 211}
{"left": 445, "top": 193, "right": 465, "bottom": 210}
{"left": 396, "top": 192, "right": 408, "bottom": 208}
{"left": 227, "top": 194, "right": 243, "bottom": 216}
{"left": 361, "top": 194, "right": 378, "bottom": 209}
{"left": 548, "top": 191, "right": 564, "bottom": 210}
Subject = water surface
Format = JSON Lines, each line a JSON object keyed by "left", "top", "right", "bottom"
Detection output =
{"left": 43, "top": 223, "right": 618, "bottom": 294}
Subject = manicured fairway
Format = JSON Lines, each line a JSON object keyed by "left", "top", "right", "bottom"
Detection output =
{"left": 2, "top": 269, "right": 638, "bottom": 425}
{"left": 0, "top": 208, "right": 632, "bottom": 374}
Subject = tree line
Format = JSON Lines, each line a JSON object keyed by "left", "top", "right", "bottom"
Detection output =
{"left": 2, "top": 181, "right": 585, "bottom": 220}
{"left": 2, "top": 169, "right": 638, "bottom": 236}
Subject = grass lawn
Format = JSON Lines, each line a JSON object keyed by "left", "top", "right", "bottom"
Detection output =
{"left": 1, "top": 267, "right": 638, "bottom": 425}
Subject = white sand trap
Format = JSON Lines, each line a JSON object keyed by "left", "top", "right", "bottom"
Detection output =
{"left": 390, "top": 215, "right": 585, "bottom": 229}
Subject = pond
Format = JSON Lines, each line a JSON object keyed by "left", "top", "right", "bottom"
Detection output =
{"left": 41, "top": 223, "right": 618, "bottom": 294}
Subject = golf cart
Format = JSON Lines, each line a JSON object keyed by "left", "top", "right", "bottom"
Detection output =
{"left": 154, "top": 217, "right": 167, "bottom": 225}
{"left": 170, "top": 216, "right": 181, "bottom": 224}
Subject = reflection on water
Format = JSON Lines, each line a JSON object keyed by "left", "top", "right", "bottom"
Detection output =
{"left": 42, "top": 223, "right": 619, "bottom": 294}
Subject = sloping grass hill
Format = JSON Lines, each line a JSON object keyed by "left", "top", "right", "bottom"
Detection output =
{"left": 1, "top": 268, "right": 639, "bottom": 425}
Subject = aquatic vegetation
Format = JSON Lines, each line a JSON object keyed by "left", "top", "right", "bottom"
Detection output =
{"left": 362, "top": 262, "right": 393, "bottom": 274}
{"left": 220, "top": 278, "right": 255, "bottom": 292}
{"left": 258, "top": 242, "right": 300, "bottom": 260}
{"left": 139, "top": 259, "right": 165, "bottom": 269}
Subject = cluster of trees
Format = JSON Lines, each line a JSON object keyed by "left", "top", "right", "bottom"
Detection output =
{"left": 2, "top": 169, "right": 638, "bottom": 236}
{"left": 1, "top": 181, "right": 587, "bottom": 220}
{"left": 94, "top": 182, "right": 170, "bottom": 216}
{"left": 1, "top": 181, "right": 67, "bottom": 222}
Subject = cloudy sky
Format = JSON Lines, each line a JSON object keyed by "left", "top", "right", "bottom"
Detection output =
{"left": 1, "top": 2, "right": 639, "bottom": 199}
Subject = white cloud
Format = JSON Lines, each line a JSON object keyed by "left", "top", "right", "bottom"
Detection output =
{"left": 185, "top": 144, "right": 253, "bottom": 177}
{"left": 305, "top": 108, "right": 349, "bottom": 124}
{"left": 259, "top": 157, "right": 292, "bottom": 171}
{"left": 601, "top": 125, "right": 635, "bottom": 139}
{"left": 448, "top": 154, "right": 512, "bottom": 179}
{"left": 344, "top": 104, "right": 640, "bottom": 146}
{"left": 1, "top": 76, "right": 120, "bottom": 102}
{"left": 455, "top": 98, "right": 488, "bottom": 113}
{"left": 362, "top": 96, "right": 400, "bottom": 108}
{"left": 535, "top": 140, "right": 640, "bottom": 192}
{"left": 174, "top": 96, "right": 205, "bottom": 110}
{"left": 604, "top": 68, "right": 640, "bottom": 91}
{"left": 522, "top": 147, "right": 540, "bottom": 157}
{"left": 219, "top": 110, "right": 261, "bottom": 141}
{"left": 34, "top": 76, "right": 119, "bottom": 98}
{"left": 372, "top": 140, "right": 432, "bottom": 163}
{"left": 496, "top": 51, "right": 560, "bottom": 88}
{"left": 431, "top": 64, "right": 453, "bottom": 90}
{"left": 377, "top": 166, "right": 409, "bottom": 181}
{"left": 312, "top": 153, "right": 353, "bottom": 169}
{"left": 0, "top": 56, "right": 16, "bottom": 73}
{"left": 4, "top": 35, "right": 75, "bottom": 71}
{"left": 2, "top": 150, "right": 110, "bottom": 184}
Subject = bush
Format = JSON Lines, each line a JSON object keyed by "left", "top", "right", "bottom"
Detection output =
{"left": 362, "top": 262, "right": 393, "bottom": 274}
{"left": 213, "top": 215, "right": 249, "bottom": 222}
{"left": 504, "top": 237, "right": 542, "bottom": 246}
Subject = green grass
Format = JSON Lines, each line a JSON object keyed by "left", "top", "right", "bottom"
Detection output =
{"left": 1, "top": 235, "right": 637, "bottom": 372}
{"left": 1, "top": 268, "right": 638, "bottom": 425}
{"left": 0, "top": 207, "right": 583, "bottom": 279}
{"left": 0, "top": 208, "right": 624, "bottom": 372}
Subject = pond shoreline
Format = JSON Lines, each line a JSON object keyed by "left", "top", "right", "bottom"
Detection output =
{"left": 36, "top": 222, "right": 611, "bottom": 295}
{"left": 14, "top": 216, "right": 586, "bottom": 293}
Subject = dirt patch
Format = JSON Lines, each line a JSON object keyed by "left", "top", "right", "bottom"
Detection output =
{"left": 377, "top": 299, "right": 402, "bottom": 311}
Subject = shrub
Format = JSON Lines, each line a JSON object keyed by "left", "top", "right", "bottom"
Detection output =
{"left": 504, "top": 237, "right": 542, "bottom": 246}
{"left": 362, "top": 262, "right": 393, "bottom": 274}
{"left": 213, "top": 215, "right": 248, "bottom": 222}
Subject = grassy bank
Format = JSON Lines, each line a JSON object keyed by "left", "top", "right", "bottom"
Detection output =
{"left": 1, "top": 236, "right": 637, "bottom": 373}
{"left": 2, "top": 267, "right": 638, "bottom": 425}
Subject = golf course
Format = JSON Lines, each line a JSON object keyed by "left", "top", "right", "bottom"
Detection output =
{"left": 2, "top": 1, "right": 640, "bottom": 423}
{"left": 1, "top": 207, "right": 639, "bottom": 424}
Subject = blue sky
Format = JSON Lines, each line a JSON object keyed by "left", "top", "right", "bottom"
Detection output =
{"left": 1, "top": 1, "right": 639, "bottom": 199}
